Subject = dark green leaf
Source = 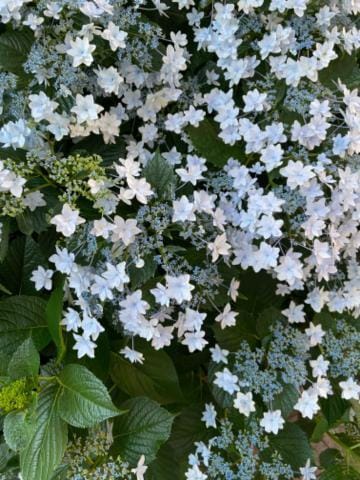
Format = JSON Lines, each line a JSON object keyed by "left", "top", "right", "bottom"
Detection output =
{"left": 70, "top": 136, "right": 125, "bottom": 166}
{"left": 17, "top": 209, "right": 48, "bottom": 236}
{"left": 0, "top": 443, "right": 15, "bottom": 472}
{"left": 270, "top": 422, "right": 313, "bottom": 470}
{"left": 0, "top": 29, "right": 34, "bottom": 76}
{"left": 213, "top": 309, "right": 258, "bottom": 351}
{"left": 319, "top": 53, "right": 360, "bottom": 89}
{"left": 0, "top": 296, "right": 50, "bottom": 374}
{"left": 320, "top": 395, "right": 349, "bottom": 427}
{"left": 57, "top": 364, "right": 119, "bottom": 428}
{"left": 110, "top": 346, "right": 183, "bottom": 405}
{"left": 20, "top": 385, "right": 68, "bottom": 480}
{"left": 272, "top": 384, "right": 299, "bottom": 419}
{"left": 143, "top": 151, "right": 176, "bottom": 198}
{"left": 168, "top": 404, "right": 209, "bottom": 463}
{"left": 187, "top": 118, "right": 243, "bottom": 167}
{"left": 128, "top": 255, "right": 157, "bottom": 289}
{"left": 0, "top": 236, "right": 46, "bottom": 295}
{"left": 256, "top": 307, "right": 285, "bottom": 338}
{"left": 112, "top": 396, "right": 173, "bottom": 465}
{"left": 45, "top": 276, "right": 66, "bottom": 363}
{"left": 147, "top": 443, "right": 181, "bottom": 480}
{"left": 0, "top": 217, "right": 10, "bottom": 262}
{"left": 236, "top": 270, "right": 283, "bottom": 314}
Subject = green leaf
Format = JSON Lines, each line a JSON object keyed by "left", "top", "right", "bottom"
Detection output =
{"left": 20, "top": 385, "right": 68, "bottom": 480}
{"left": 7, "top": 338, "right": 40, "bottom": 379}
{"left": 320, "top": 464, "right": 360, "bottom": 480}
{"left": 320, "top": 395, "right": 349, "bottom": 427}
{"left": 319, "top": 53, "right": 360, "bottom": 89}
{"left": 70, "top": 135, "right": 126, "bottom": 166}
{"left": 0, "top": 28, "right": 34, "bottom": 76}
{"left": 236, "top": 270, "right": 283, "bottom": 314}
{"left": 112, "top": 396, "right": 174, "bottom": 465}
{"left": 270, "top": 422, "right": 313, "bottom": 470}
{"left": 187, "top": 118, "right": 243, "bottom": 167}
{"left": 168, "top": 404, "right": 209, "bottom": 463}
{"left": 128, "top": 254, "right": 157, "bottom": 289}
{"left": 143, "top": 151, "right": 176, "bottom": 198}
{"left": 328, "top": 433, "right": 360, "bottom": 472}
{"left": 311, "top": 415, "right": 329, "bottom": 443}
{"left": 0, "top": 442, "right": 16, "bottom": 473}
{"left": 17, "top": 208, "right": 48, "bottom": 236}
{"left": 45, "top": 276, "right": 66, "bottom": 363}
{"left": 0, "top": 236, "right": 46, "bottom": 295}
{"left": 0, "top": 217, "right": 10, "bottom": 262}
{"left": 272, "top": 384, "right": 299, "bottom": 419}
{"left": 0, "top": 296, "right": 50, "bottom": 374}
{"left": 110, "top": 346, "right": 183, "bottom": 405}
{"left": 4, "top": 410, "right": 35, "bottom": 451}
{"left": 146, "top": 443, "right": 181, "bottom": 480}
{"left": 256, "top": 307, "right": 285, "bottom": 338}
{"left": 213, "top": 309, "right": 258, "bottom": 351}
{"left": 57, "top": 364, "right": 119, "bottom": 428}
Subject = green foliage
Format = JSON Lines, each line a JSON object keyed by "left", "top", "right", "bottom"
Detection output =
{"left": 45, "top": 276, "right": 66, "bottom": 363}
{"left": 57, "top": 364, "right": 120, "bottom": 428}
{"left": 0, "top": 236, "right": 46, "bottom": 295}
{"left": 7, "top": 338, "right": 40, "bottom": 379}
{"left": 0, "top": 28, "right": 33, "bottom": 76}
{"left": 269, "top": 423, "right": 313, "bottom": 470}
{"left": 112, "top": 396, "right": 174, "bottom": 465}
{"left": 143, "top": 151, "right": 176, "bottom": 198}
{"left": 0, "top": 296, "right": 50, "bottom": 374}
{"left": 110, "top": 345, "right": 183, "bottom": 405}
{"left": 187, "top": 118, "right": 243, "bottom": 166}
{"left": 20, "top": 385, "right": 68, "bottom": 480}
{"left": 3, "top": 410, "right": 35, "bottom": 452}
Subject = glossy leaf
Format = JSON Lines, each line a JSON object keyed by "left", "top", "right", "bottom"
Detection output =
{"left": 57, "top": 364, "right": 119, "bottom": 428}
{"left": 112, "top": 396, "right": 174, "bottom": 465}
{"left": 20, "top": 385, "right": 67, "bottom": 480}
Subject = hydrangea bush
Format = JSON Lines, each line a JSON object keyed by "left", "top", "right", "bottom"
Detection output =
{"left": 0, "top": 0, "right": 359, "bottom": 479}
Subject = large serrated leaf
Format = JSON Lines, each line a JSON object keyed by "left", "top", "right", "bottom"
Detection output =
{"left": 187, "top": 118, "right": 243, "bottom": 167}
{"left": 110, "top": 345, "right": 183, "bottom": 405}
{"left": 128, "top": 254, "right": 157, "bottom": 289}
{"left": 0, "top": 28, "right": 34, "bottom": 76}
{"left": 57, "top": 364, "right": 119, "bottom": 428}
{"left": 20, "top": 385, "right": 67, "bottom": 480}
{"left": 168, "top": 404, "right": 209, "bottom": 463}
{"left": 0, "top": 236, "right": 46, "bottom": 295}
{"left": 146, "top": 443, "right": 181, "bottom": 480}
{"left": 143, "top": 151, "right": 176, "bottom": 198}
{"left": 0, "top": 296, "right": 50, "bottom": 374}
{"left": 4, "top": 410, "right": 35, "bottom": 452}
{"left": 272, "top": 384, "right": 299, "bottom": 419}
{"left": 7, "top": 337, "right": 40, "bottom": 379}
{"left": 112, "top": 396, "right": 174, "bottom": 465}
{"left": 213, "top": 309, "right": 258, "bottom": 351}
{"left": 319, "top": 53, "right": 360, "bottom": 89}
{"left": 270, "top": 422, "right": 313, "bottom": 470}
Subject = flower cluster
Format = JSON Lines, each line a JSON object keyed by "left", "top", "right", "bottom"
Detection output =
{"left": 0, "top": 0, "right": 359, "bottom": 478}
